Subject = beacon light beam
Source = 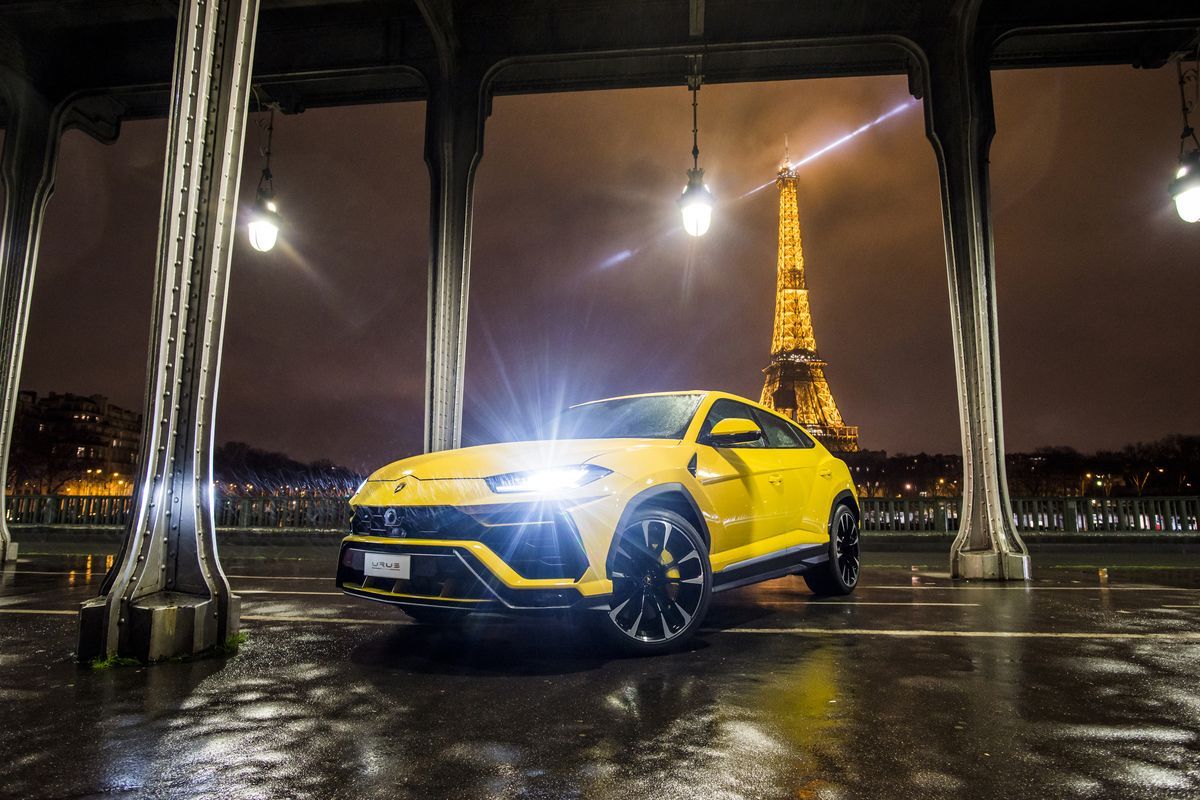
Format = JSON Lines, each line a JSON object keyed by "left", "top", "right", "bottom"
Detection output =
{"left": 594, "top": 99, "right": 918, "bottom": 272}
{"left": 738, "top": 99, "right": 918, "bottom": 199}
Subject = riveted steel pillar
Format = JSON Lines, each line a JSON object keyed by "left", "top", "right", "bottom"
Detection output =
{"left": 77, "top": 0, "right": 261, "bottom": 662}
{"left": 0, "top": 79, "right": 61, "bottom": 567}
{"left": 422, "top": 65, "right": 486, "bottom": 453}
{"left": 918, "top": 1, "right": 1030, "bottom": 580}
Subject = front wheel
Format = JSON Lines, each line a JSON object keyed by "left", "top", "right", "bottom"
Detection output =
{"left": 804, "top": 504, "right": 860, "bottom": 596}
{"left": 590, "top": 509, "right": 712, "bottom": 655}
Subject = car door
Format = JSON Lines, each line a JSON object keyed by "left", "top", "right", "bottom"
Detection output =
{"left": 751, "top": 409, "right": 827, "bottom": 544}
{"left": 692, "top": 398, "right": 791, "bottom": 561}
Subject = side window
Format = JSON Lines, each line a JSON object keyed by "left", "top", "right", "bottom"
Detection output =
{"left": 753, "top": 410, "right": 805, "bottom": 449}
{"left": 784, "top": 419, "right": 817, "bottom": 449}
{"left": 697, "top": 399, "right": 764, "bottom": 448}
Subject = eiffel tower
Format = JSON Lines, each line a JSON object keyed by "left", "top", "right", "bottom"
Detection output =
{"left": 760, "top": 156, "right": 859, "bottom": 452}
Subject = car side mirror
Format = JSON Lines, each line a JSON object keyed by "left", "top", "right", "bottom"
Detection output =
{"left": 705, "top": 418, "right": 763, "bottom": 448}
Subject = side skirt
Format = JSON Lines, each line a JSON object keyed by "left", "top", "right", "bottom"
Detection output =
{"left": 712, "top": 543, "right": 829, "bottom": 593}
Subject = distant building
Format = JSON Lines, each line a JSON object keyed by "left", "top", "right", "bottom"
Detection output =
{"left": 9, "top": 392, "right": 142, "bottom": 495}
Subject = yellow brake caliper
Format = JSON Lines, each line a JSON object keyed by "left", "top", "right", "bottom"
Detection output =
{"left": 661, "top": 549, "right": 680, "bottom": 600}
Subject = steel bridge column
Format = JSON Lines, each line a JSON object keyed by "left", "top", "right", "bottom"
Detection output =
{"left": 421, "top": 54, "right": 486, "bottom": 453}
{"left": 0, "top": 80, "right": 63, "bottom": 567}
{"left": 918, "top": 1, "right": 1030, "bottom": 580}
{"left": 77, "top": 0, "right": 261, "bottom": 662}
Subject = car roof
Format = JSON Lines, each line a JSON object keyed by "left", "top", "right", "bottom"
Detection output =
{"left": 570, "top": 389, "right": 777, "bottom": 415}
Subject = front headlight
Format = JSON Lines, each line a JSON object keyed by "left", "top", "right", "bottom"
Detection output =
{"left": 485, "top": 464, "right": 612, "bottom": 494}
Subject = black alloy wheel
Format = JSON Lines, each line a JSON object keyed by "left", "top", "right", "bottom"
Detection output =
{"left": 804, "top": 504, "right": 860, "bottom": 596}
{"left": 593, "top": 509, "right": 712, "bottom": 654}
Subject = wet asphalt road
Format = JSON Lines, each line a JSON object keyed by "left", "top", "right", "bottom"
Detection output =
{"left": 1, "top": 538, "right": 1199, "bottom": 800}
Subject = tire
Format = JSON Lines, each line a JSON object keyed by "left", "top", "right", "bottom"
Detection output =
{"left": 804, "top": 504, "right": 861, "bottom": 596}
{"left": 403, "top": 605, "right": 468, "bottom": 625}
{"left": 589, "top": 508, "right": 713, "bottom": 656}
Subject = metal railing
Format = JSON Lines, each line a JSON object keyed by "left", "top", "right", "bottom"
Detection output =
{"left": 858, "top": 496, "right": 1200, "bottom": 533}
{"left": 5, "top": 493, "right": 1200, "bottom": 534}
{"left": 5, "top": 494, "right": 352, "bottom": 530}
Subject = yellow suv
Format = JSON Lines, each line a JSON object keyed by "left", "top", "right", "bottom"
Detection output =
{"left": 336, "top": 391, "right": 860, "bottom": 653}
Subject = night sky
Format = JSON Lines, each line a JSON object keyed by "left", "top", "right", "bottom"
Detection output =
{"left": 13, "top": 65, "right": 1199, "bottom": 471}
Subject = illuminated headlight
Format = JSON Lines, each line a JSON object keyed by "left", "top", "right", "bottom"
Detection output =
{"left": 486, "top": 465, "right": 612, "bottom": 494}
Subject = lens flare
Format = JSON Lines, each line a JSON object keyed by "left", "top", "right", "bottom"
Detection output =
{"left": 738, "top": 99, "right": 918, "bottom": 199}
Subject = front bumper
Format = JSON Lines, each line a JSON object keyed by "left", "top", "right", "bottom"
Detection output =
{"left": 337, "top": 482, "right": 626, "bottom": 613}
{"left": 337, "top": 536, "right": 613, "bottom": 611}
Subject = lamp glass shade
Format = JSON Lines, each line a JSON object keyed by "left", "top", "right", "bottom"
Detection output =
{"left": 1171, "top": 155, "right": 1200, "bottom": 223}
{"left": 248, "top": 198, "right": 281, "bottom": 251}
{"left": 678, "top": 168, "right": 714, "bottom": 237}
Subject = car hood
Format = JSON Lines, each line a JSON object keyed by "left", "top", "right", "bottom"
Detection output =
{"left": 369, "top": 438, "right": 679, "bottom": 481}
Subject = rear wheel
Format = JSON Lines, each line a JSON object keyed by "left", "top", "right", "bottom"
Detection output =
{"left": 591, "top": 509, "right": 712, "bottom": 655}
{"left": 804, "top": 504, "right": 860, "bottom": 596}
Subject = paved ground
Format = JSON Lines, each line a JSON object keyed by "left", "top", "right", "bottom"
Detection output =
{"left": 1, "top": 538, "right": 1199, "bottom": 800}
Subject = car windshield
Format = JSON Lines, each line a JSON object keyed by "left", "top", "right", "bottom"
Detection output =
{"left": 550, "top": 394, "right": 704, "bottom": 440}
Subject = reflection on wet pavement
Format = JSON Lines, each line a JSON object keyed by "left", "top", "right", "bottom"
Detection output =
{"left": 0, "top": 541, "right": 1198, "bottom": 799}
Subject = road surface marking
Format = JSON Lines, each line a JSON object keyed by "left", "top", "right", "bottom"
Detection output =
{"left": 229, "top": 575, "right": 332, "bottom": 581}
{"left": 871, "top": 585, "right": 1200, "bottom": 592}
{"left": 751, "top": 601, "right": 980, "bottom": 607}
{"left": 238, "top": 590, "right": 342, "bottom": 596}
{"left": 4, "top": 608, "right": 1197, "bottom": 641}
{"left": 708, "top": 627, "right": 1200, "bottom": 640}
{"left": 242, "top": 613, "right": 404, "bottom": 625}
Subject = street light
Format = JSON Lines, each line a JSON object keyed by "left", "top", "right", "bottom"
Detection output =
{"left": 1171, "top": 151, "right": 1200, "bottom": 223}
{"left": 678, "top": 56, "right": 713, "bottom": 237}
{"left": 248, "top": 103, "right": 282, "bottom": 251}
{"left": 248, "top": 195, "right": 281, "bottom": 252}
{"left": 1169, "top": 54, "right": 1200, "bottom": 223}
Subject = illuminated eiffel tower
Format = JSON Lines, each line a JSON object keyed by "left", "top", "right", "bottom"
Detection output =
{"left": 760, "top": 155, "right": 859, "bottom": 452}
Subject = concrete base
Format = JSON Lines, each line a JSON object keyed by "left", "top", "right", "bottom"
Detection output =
{"left": 78, "top": 591, "right": 241, "bottom": 663}
{"left": 0, "top": 540, "right": 17, "bottom": 565}
{"left": 951, "top": 549, "right": 1031, "bottom": 581}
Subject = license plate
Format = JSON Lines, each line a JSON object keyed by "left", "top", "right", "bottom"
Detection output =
{"left": 363, "top": 552, "right": 411, "bottom": 579}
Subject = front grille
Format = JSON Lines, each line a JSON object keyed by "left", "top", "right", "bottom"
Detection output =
{"left": 349, "top": 502, "right": 589, "bottom": 580}
{"left": 339, "top": 548, "right": 491, "bottom": 602}
{"left": 351, "top": 505, "right": 484, "bottom": 538}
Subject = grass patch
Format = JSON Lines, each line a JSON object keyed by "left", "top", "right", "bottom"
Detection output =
{"left": 89, "top": 654, "right": 141, "bottom": 671}
{"left": 216, "top": 631, "right": 248, "bottom": 655}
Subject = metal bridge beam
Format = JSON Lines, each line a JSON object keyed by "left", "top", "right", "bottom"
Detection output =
{"left": 916, "top": 1, "right": 1030, "bottom": 580}
{"left": 0, "top": 78, "right": 63, "bottom": 567}
{"left": 77, "top": 0, "right": 261, "bottom": 662}
{"left": 418, "top": 0, "right": 488, "bottom": 453}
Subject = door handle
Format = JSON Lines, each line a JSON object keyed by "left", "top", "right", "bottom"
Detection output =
{"left": 767, "top": 473, "right": 784, "bottom": 485}
{"left": 818, "top": 467, "right": 832, "bottom": 479}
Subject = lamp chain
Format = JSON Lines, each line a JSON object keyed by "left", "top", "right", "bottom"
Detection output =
{"left": 688, "top": 56, "right": 702, "bottom": 170}
{"left": 258, "top": 106, "right": 276, "bottom": 195}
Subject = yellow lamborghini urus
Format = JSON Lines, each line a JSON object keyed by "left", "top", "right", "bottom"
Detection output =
{"left": 336, "top": 390, "right": 860, "bottom": 654}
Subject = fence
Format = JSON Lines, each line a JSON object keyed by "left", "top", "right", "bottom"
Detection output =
{"left": 5, "top": 494, "right": 351, "bottom": 530}
{"left": 858, "top": 496, "right": 1200, "bottom": 533}
{"left": 6, "top": 493, "right": 1200, "bottom": 534}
